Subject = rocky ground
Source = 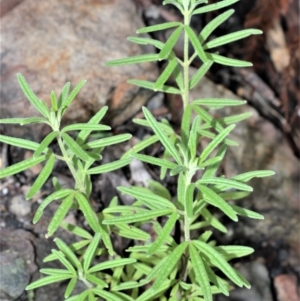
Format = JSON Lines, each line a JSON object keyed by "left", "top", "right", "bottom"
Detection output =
{"left": 0, "top": 0, "right": 299, "bottom": 301}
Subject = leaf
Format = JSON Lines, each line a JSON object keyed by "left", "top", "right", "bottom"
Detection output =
{"left": 197, "top": 184, "right": 238, "bottom": 221}
{"left": 199, "top": 124, "right": 235, "bottom": 163}
{"left": 34, "top": 131, "right": 58, "bottom": 157}
{"left": 201, "top": 208, "right": 227, "bottom": 233}
{"left": 192, "top": 240, "right": 243, "bottom": 287}
{"left": 111, "top": 281, "right": 143, "bottom": 291}
{"left": 103, "top": 208, "right": 173, "bottom": 225}
{"left": 84, "top": 134, "right": 131, "bottom": 149}
{"left": 152, "top": 242, "right": 188, "bottom": 291}
{"left": 199, "top": 9, "right": 234, "bottom": 42}
{"left": 159, "top": 26, "right": 183, "bottom": 59}
{"left": 188, "top": 116, "right": 200, "bottom": 159}
{"left": 87, "top": 158, "right": 131, "bottom": 174}
{"left": 0, "top": 155, "right": 46, "bottom": 179}
{"left": 215, "top": 245, "right": 254, "bottom": 261}
{"left": 118, "top": 186, "right": 176, "bottom": 209}
{"left": 64, "top": 277, "right": 77, "bottom": 298}
{"left": 185, "top": 184, "right": 195, "bottom": 218}
{"left": 198, "top": 156, "right": 222, "bottom": 168}
{"left": 192, "top": 0, "right": 240, "bottom": 15}
{"left": 65, "top": 290, "right": 89, "bottom": 301}
{"left": 106, "top": 53, "right": 160, "bottom": 66}
{"left": 75, "top": 193, "right": 101, "bottom": 233}
{"left": 232, "top": 170, "right": 275, "bottom": 182}
{"left": 181, "top": 104, "right": 192, "bottom": 148}
{"left": 88, "top": 258, "right": 136, "bottom": 273}
{"left": 127, "top": 36, "right": 164, "bottom": 49}
{"left": 136, "top": 22, "right": 182, "bottom": 34}
{"left": 204, "top": 29, "right": 262, "bottom": 49}
{"left": 197, "top": 177, "right": 253, "bottom": 191}
{"left": 83, "top": 233, "right": 101, "bottom": 272}
{"left": 26, "top": 274, "right": 72, "bottom": 290}
{"left": 231, "top": 205, "right": 264, "bottom": 219}
{"left": 47, "top": 193, "right": 74, "bottom": 237}
{"left": 33, "top": 189, "right": 75, "bottom": 224}
{"left": 128, "top": 79, "right": 181, "bottom": 94}
{"left": 148, "top": 180, "right": 172, "bottom": 201}
{"left": 61, "top": 132, "right": 91, "bottom": 161}
{"left": 58, "top": 82, "right": 70, "bottom": 108}
{"left": 143, "top": 107, "right": 182, "bottom": 165}
{"left": 26, "top": 154, "right": 55, "bottom": 199}
{"left": 0, "top": 117, "right": 46, "bottom": 125}
{"left": 117, "top": 224, "right": 150, "bottom": 241}
{"left": 76, "top": 106, "right": 108, "bottom": 144}
{"left": 184, "top": 26, "right": 207, "bottom": 63}
{"left": 0, "top": 135, "right": 40, "bottom": 151}
{"left": 54, "top": 238, "right": 81, "bottom": 268}
{"left": 93, "top": 289, "right": 124, "bottom": 301}
{"left": 137, "top": 280, "right": 175, "bottom": 301}
{"left": 147, "top": 211, "right": 177, "bottom": 256}
{"left": 62, "top": 80, "right": 86, "bottom": 109}
{"left": 61, "top": 223, "right": 93, "bottom": 239}
{"left": 98, "top": 213, "right": 114, "bottom": 256}
{"left": 193, "top": 99, "right": 246, "bottom": 107}
{"left": 62, "top": 124, "right": 111, "bottom": 133}
{"left": 206, "top": 53, "right": 252, "bottom": 67}
{"left": 40, "top": 268, "right": 73, "bottom": 276}
{"left": 189, "top": 244, "right": 212, "bottom": 301}
{"left": 189, "top": 60, "right": 213, "bottom": 89}
{"left": 17, "top": 73, "right": 49, "bottom": 118}
{"left": 154, "top": 58, "right": 178, "bottom": 90}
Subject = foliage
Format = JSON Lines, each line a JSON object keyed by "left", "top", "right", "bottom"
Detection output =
{"left": 0, "top": 0, "right": 274, "bottom": 300}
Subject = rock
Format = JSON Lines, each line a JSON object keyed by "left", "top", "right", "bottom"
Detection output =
{"left": 9, "top": 195, "right": 31, "bottom": 217}
{"left": 130, "top": 158, "right": 152, "bottom": 186}
{"left": 274, "top": 274, "right": 300, "bottom": 301}
{"left": 0, "top": 0, "right": 24, "bottom": 17}
{"left": 0, "top": 0, "right": 158, "bottom": 141}
{"left": 0, "top": 229, "right": 37, "bottom": 300}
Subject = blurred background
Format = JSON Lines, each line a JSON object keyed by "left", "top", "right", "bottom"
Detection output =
{"left": 0, "top": 0, "right": 299, "bottom": 300}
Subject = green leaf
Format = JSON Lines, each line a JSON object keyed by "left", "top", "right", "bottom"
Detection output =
{"left": 40, "top": 268, "right": 73, "bottom": 276}
{"left": 188, "top": 116, "right": 200, "bottom": 159}
{"left": 54, "top": 238, "right": 81, "bottom": 269}
{"left": 103, "top": 208, "right": 173, "bottom": 225}
{"left": 231, "top": 205, "right": 264, "bottom": 219}
{"left": 197, "top": 177, "right": 253, "bottom": 191}
{"left": 98, "top": 213, "right": 114, "bottom": 256}
{"left": 189, "top": 60, "right": 214, "bottom": 90}
{"left": 193, "top": 99, "right": 246, "bottom": 107}
{"left": 148, "top": 180, "right": 172, "bottom": 201}
{"left": 33, "top": 189, "right": 74, "bottom": 224}
{"left": 58, "top": 82, "right": 70, "bottom": 108}
{"left": 128, "top": 79, "right": 181, "bottom": 94}
{"left": 154, "top": 58, "right": 178, "bottom": 90}
{"left": 143, "top": 107, "right": 182, "bottom": 165}
{"left": 51, "top": 249, "right": 76, "bottom": 275}
{"left": 118, "top": 186, "right": 176, "bottom": 209}
{"left": 93, "top": 289, "right": 124, "bottom": 301}
{"left": 127, "top": 37, "right": 164, "bottom": 49}
{"left": 76, "top": 106, "right": 108, "bottom": 145}
{"left": 147, "top": 211, "right": 177, "bottom": 256}
{"left": 17, "top": 73, "right": 49, "bottom": 118}
{"left": 62, "top": 124, "right": 111, "bottom": 133}
{"left": 184, "top": 26, "right": 207, "bottom": 63}
{"left": 47, "top": 193, "right": 74, "bottom": 237}
{"left": 232, "top": 170, "right": 275, "bottom": 182}
{"left": 197, "top": 184, "right": 238, "bottom": 221}
{"left": 75, "top": 192, "right": 101, "bottom": 233}
{"left": 181, "top": 104, "right": 192, "bottom": 148}
{"left": 189, "top": 244, "right": 212, "bottom": 301}
{"left": 0, "top": 117, "right": 46, "bottom": 125}
{"left": 201, "top": 208, "right": 227, "bottom": 233}
{"left": 83, "top": 233, "right": 101, "bottom": 272}
{"left": 106, "top": 54, "right": 160, "bottom": 66}
{"left": 159, "top": 26, "right": 183, "bottom": 59}
{"left": 215, "top": 245, "right": 254, "bottom": 261}
{"left": 51, "top": 90, "right": 58, "bottom": 111}
{"left": 33, "top": 131, "right": 58, "bottom": 157}
{"left": 136, "top": 22, "right": 182, "bottom": 34}
{"left": 65, "top": 290, "right": 89, "bottom": 301}
{"left": 62, "top": 132, "right": 91, "bottom": 161}
{"left": 198, "top": 156, "right": 222, "bottom": 168}
{"left": 64, "top": 277, "right": 77, "bottom": 298}
{"left": 204, "top": 29, "right": 262, "bottom": 49}
{"left": 62, "top": 80, "right": 86, "bottom": 109}
{"left": 117, "top": 224, "right": 151, "bottom": 241}
{"left": 206, "top": 53, "right": 252, "bottom": 67}
{"left": 61, "top": 223, "right": 93, "bottom": 239}
{"left": 84, "top": 134, "right": 131, "bottom": 149}
{"left": 152, "top": 242, "right": 188, "bottom": 291}
{"left": 26, "top": 274, "right": 72, "bottom": 290}
{"left": 88, "top": 258, "right": 136, "bottom": 273}
{"left": 218, "top": 191, "right": 250, "bottom": 201}
{"left": 199, "top": 124, "right": 235, "bottom": 163}
{"left": 192, "top": 0, "right": 240, "bottom": 15}
{"left": 199, "top": 9, "right": 234, "bottom": 42}
{"left": 202, "top": 145, "right": 226, "bottom": 179}
{"left": 131, "top": 153, "right": 177, "bottom": 170}
{"left": 88, "top": 292, "right": 96, "bottom": 301}
{"left": 193, "top": 240, "right": 243, "bottom": 287}
{"left": 111, "top": 281, "right": 143, "bottom": 291}
{"left": 219, "top": 112, "right": 253, "bottom": 125}
{"left": 0, "top": 155, "right": 46, "bottom": 179}
{"left": 87, "top": 158, "right": 131, "bottom": 174}
{"left": 185, "top": 184, "right": 195, "bottom": 218}
{"left": 137, "top": 280, "right": 175, "bottom": 301}
{"left": 0, "top": 135, "right": 42, "bottom": 154}
{"left": 26, "top": 154, "right": 55, "bottom": 199}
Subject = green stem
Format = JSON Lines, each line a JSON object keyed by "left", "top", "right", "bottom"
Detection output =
{"left": 57, "top": 136, "right": 85, "bottom": 192}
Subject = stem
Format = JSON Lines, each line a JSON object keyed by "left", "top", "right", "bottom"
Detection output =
{"left": 57, "top": 136, "right": 85, "bottom": 192}
{"left": 183, "top": 11, "right": 191, "bottom": 110}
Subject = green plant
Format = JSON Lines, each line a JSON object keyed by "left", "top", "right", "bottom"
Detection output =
{"left": 0, "top": 0, "right": 274, "bottom": 300}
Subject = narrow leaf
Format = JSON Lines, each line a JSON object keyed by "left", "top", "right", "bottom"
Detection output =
{"left": 87, "top": 158, "right": 131, "bottom": 174}
{"left": 202, "top": 145, "right": 226, "bottom": 179}
{"left": 215, "top": 245, "right": 254, "bottom": 261}
{"left": 206, "top": 53, "right": 252, "bottom": 67}
{"left": 84, "top": 134, "right": 131, "bottom": 149}
{"left": 232, "top": 170, "right": 275, "bottom": 182}
{"left": 185, "top": 184, "right": 195, "bottom": 218}
{"left": 0, "top": 155, "right": 46, "bottom": 179}
{"left": 137, "top": 22, "right": 182, "bottom": 34}
{"left": 0, "top": 135, "right": 39, "bottom": 151}
{"left": 197, "top": 177, "right": 253, "bottom": 191}
{"left": 128, "top": 79, "right": 181, "bottom": 94}
{"left": 98, "top": 213, "right": 114, "bottom": 256}
{"left": 64, "top": 277, "right": 77, "bottom": 298}
{"left": 93, "top": 289, "right": 124, "bottom": 301}
{"left": 51, "top": 249, "right": 76, "bottom": 275}
{"left": 83, "top": 233, "right": 101, "bottom": 272}
{"left": 159, "top": 26, "right": 183, "bottom": 59}
{"left": 62, "top": 124, "right": 110, "bottom": 133}
{"left": 26, "top": 154, "right": 55, "bottom": 199}
{"left": 106, "top": 54, "right": 160, "bottom": 66}
{"left": 131, "top": 153, "right": 177, "bottom": 170}
{"left": 154, "top": 58, "right": 178, "bottom": 90}
{"left": 54, "top": 238, "right": 81, "bottom": 268}
{"left": 26, "top": 274, "right": 72, "bottom": 290}
{"left": 218, "top": 112, "right": 252, "bottom": 124}
{"left": 192, "top": 0, "right": 240, "bottom": 15}
{"left": 193, "top": 99, "right": 246, "bottom": 107}
{"left": 88, "top": 258, "right": 136, "bottom": 273}
{"left": 62, "top": 80, "right": 86, "bottom": 109}
{"left": 0, "top": 117, "right": 47, "bottom": 125}
{"left": 231, "top": 205, "right": 264, "bottom": 219}
{"left": 61, "top": 222, "right": 93, "bottom": 239}
{"left": 34, "top": 131, "right": 58, "bottom": 157}
{"left": 40, "top": 268, "right": 72, "bottom": 276}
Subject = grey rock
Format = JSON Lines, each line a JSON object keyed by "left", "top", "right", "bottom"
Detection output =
{"left": 9, "top": 195, "right": 31, "bottom": 217}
